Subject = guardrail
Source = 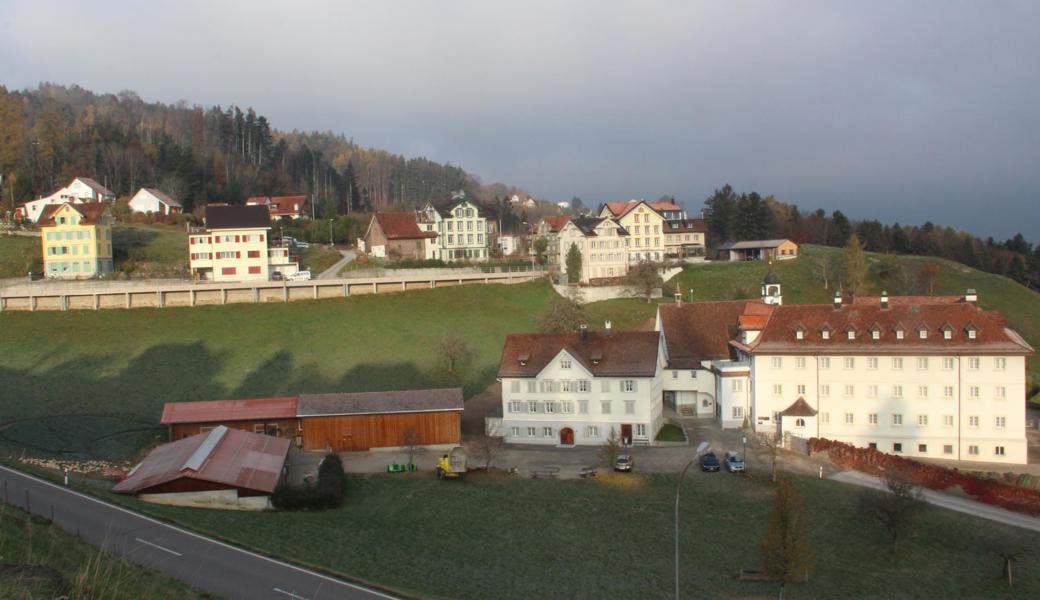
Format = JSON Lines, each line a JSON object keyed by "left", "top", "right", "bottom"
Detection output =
{"left": 0, "top": 270, "right": 543, "bottom": 313}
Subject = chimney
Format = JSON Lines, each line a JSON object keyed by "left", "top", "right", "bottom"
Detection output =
{"left": 880, "top": 290, "right": 889, "bottom": 310}
{"left": 964, "top": 288, "right": 978, "bottom": 303}
{"left": 674, "top": 283, "right": 682, "bottom": 305}
{"left": 605, "top": 320, "right": 612, "bottom": 336}
{"left": 580, "top": 324, "right": 588, "bottom": 343}
{"left": 833, "top": 291, "right": 843, "bottom": 310}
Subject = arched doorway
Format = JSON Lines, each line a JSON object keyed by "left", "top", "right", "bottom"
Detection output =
{"left": 560, "top": 427, "right": 574, "bottom": 445}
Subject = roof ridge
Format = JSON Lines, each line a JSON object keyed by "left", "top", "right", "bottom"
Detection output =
{"left": 182, "top": 426, "right": 227, "bottom": 472}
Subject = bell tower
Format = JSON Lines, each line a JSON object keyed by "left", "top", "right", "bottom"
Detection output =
{"left": 761, "top": 271, "right": 782, "bottom": 305}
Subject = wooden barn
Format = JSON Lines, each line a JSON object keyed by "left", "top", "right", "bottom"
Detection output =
{"left": 113, "top": 426, "right": 290, "bottom": 510}
{"left": 161, "top": 397, "right": 300, "bottom": 442}
{"left": 297, "top": 388, "right": 464, "bottom": 452}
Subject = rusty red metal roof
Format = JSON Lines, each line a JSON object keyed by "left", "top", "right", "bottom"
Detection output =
{"left": 160, "top": 397, "right": 299, "bottom": 424}
{"left": 113, "top": 426, "right": 290, "bottom": 495}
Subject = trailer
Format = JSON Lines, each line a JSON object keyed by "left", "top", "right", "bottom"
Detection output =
{"left": 436, "top": 446, "right": 467, "bottom": 479}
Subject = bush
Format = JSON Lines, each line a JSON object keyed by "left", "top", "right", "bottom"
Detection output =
{"left": 271, "top": 453, "right": 346, "bottom": 510}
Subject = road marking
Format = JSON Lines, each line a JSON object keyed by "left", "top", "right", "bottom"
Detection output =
{"left": 0, "top": 466, "right": 398, "bottom": 599}
{"left": 274, "top": 588, "right": 311, "bottom": 600}
{"left": 135, "top": 537, "right": 183, "bottom": 557}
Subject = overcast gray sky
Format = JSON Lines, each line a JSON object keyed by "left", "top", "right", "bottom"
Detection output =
{"left": 2, "top": 1, "right": 1037, "bottom": 239}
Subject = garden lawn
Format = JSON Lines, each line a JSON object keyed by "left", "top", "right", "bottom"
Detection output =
{"left": 111, "top": 223, "right": 189, "bottom": 277}
{"left": 0, "top": 234, "right": 40, "bottom": 277}
{"left": 0, "top": 280, "right": 583, "bottom": 458}
{"left": 0, "top": 503, "right": 208, "bottom": 599}
{"left": 90, "top": 471, "right": 1040, "bottom": 600}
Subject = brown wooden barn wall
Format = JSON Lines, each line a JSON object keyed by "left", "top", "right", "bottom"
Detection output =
{"left": 300, "top": 411, "right": 461, "bottom": 451}
{"left": 168, "top": 419, "right": 301, "bottom": 441}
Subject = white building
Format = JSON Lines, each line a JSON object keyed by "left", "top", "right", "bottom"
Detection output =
{"left": 657, "top": 279, "right": 1034, "bottom": 464}
{"left": 188, "top": 205, "right": 298, "bottom": 282}
{"left": 498, "top": 327, "right": 665, "bottom": 446}
{"left": 18, "top": 177, "right": 115, "bottom": 223}
{"left": 418, "top": 195, "right": 492, "bottom": 261}
{"left": 128, "top": 188, "right": 182, "bottom": 216}
{"left": 556, "top": 216, "right": 629, "bottom": 284}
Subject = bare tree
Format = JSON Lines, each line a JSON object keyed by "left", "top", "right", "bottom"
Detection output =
{"left": 858, "top": 472, "right": 925, "bottom": 554}
{"left": 437, "top": 333, "right": 474, "bottom": 375}
{"left": 401, "top": 426, "right": 423, "bottom": 468}
{"left": 760, "top": 478, "right": 812, "bottom": 586}
{"left": 624, "top": 261, "right": 663, "bottom": 303}
{"left": 597, "top": 427, "right": 623, "bottom": 467}
{"left": 538, "top": 293, "right": 587, "bottom": 333}
{"left": 755, "top": 430, "right": 783, "bottom": 483}
{"left": 468, "top": 419, "right": 506, "bottom": 470}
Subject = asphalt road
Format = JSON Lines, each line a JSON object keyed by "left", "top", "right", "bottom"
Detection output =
{"left": 318, "top": 249, "right": 357, "bottom": 279}
{"left": 0, "top": 465, "right": 397, "bottom": 600}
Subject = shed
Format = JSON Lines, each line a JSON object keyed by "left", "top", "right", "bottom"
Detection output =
{"left": 297, "top": 388, "right": 464, "bottom": 451}
{"left": 160, "top": 397, "right": 300, "bottom": 441}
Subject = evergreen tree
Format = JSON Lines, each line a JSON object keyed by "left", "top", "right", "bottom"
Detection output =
{"left": 830, "top": 210, "right": 852, "bottom": 246}
{"left": 565, "top": 242, "right": 583, "bottom": 284}
{"left": 760, "top": 478, "right": 811, "bottom": 585}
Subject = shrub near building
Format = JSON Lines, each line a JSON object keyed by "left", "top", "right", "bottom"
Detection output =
{"left": 272, "top": 454, "right": 347, "bottom": 510}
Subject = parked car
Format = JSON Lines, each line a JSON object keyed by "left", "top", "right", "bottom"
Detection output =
{"left": 288, "top": 270, "right": 311, "bottom": 281}
{"left": 614, "top": 454, "right": 634, "bottom": 472}
{"left": 700, "top": 452, "right": 721, "bottom": 472}
{"left": 271, "top": 271, "right": 284, "bottom": 281}
{"left": 296, "top": 241, "right": 311, "bottom": 249}
{"left": 725, "top": 451, "right": 745, "bottom": 473}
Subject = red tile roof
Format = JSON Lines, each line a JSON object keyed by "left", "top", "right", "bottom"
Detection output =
{"left": 781, "top": 397, "right": 818, "bottom": 417}
{"left": 499, "top": 331, "right": 661, "bottom": 378}
{"left": 160, "top": 397, "right": 299, "bottom": 425}
{"left": 113, "top": 426, "right": 290, "bottom": 495}
{"left": 601, "top": 201, "right": 636, "bottom": 218}
{"left": 648, "top": 200, "right": 683, "bottom": 212}
{"left": 372, "top": 212, "right": 437, "bottom": 240}
{"left": 540, "top": 215, "right": 571, "bottom": 233}
{"left": 658, "top": 301, "right": 750, "bottom": 368}
{"left": 38, "top": 202, "right": 110, "bottom": 226}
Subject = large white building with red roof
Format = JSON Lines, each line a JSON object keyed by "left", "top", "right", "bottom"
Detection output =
{"left": 657, "top": 277, "right": 1034, "bottom": 464}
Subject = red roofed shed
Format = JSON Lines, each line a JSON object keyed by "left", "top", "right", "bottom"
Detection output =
{"left": 161, "top": 397, "right": 300, "bottom": 441}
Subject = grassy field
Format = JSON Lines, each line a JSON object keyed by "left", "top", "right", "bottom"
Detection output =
{"left": 0, "top": 503, "right": 209, "bottom": 599}
{"left": 111, "top": 223, "right": 189, "bottom": 277}
{"left": 0, "top": 281, "right": 567, "bottom": 458}
{"left": 298, "top": 244, "right": 343, "bottom": 274}
{"left": 83, "top": 471, "right": 1040, "bottom": 600}
{"left": 0, "top": 234, "right": 41, "bottom": 277}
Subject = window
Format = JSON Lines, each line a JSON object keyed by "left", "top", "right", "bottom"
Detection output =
{"left": 943, "top": 385, "right": 953, "bottom": 398}
{"left": 819, "top": 357, "right": 830, "bottom": 369}
{"left": 731, "top": 379, "right": 743, "bottom": 392}
{"left": 672, "top": 371, "right": 678, "bottom": 379}
{"left": 868, "top": 442, "right": 878, "bottom": 450}
{"left": 943, "top": 444, "right": 953, "bottom": 455}
{"left": 844, "top": 357, "right": 855, "bottom": 370}
{"left": 968, "top": 357, "right": 980, "bottom": 370}
{"left": 579, "top": 400, "right": 589, "bottom": 414}
{"left": 968, "top": 329, "right": 977, "bottom": 340}
{"left": 844, "top": 384, "right": 854, "bottom": 397}
{"left": 942, "top": 357, "right": 954, "bottom": 370}
{"left": 528, "top": 400, "right": 537, "bottom": 413}
{"left": 995, "top": 416, "right": 1006, "bottom": 429}
{"left": 795, "top": 330, "right": 804, "bottom": 340}
{"left": 560, "top": 380, "right": 573, "bottom": 393}
{"left": 601, "top": 401, "right": 612, "bottom": 414}
{"left": 221, "top": 267, "right": 236, "bottom": 275}
{"left": 821, "top": 412, "right": 830, "bottom": 424}
{"left": 690, "top": 370, "right": 698, "bottom": 379}
{"left": 943, "top": 415, "right": 954, "bottom": 427}
{"left": 772, "top": 384, "right": 783, "bottom": 396}
{"left": 795, "top": 418, "right": 806, "bottom": 427}
{"left": 847, "top": 330, "right": 856, "bottom": 340}
{"left": 585, "top": 426, "right": 600, "bottom": 438}
{"left": 868, "top": 385, "right": 878, "bottom": 398}
{"left": 820, "top": 385, "right": 830, "bottom": 397}
{"left": 510, "top": 381, "right": 520, "bottom": 393}
{"left": 545, "top": 402, "right": 556, "bottom": 413}
{"left": 247, "top": 250, "right": 260, "bottom": 258}
{"left": 943, "top": 329, "right": 952, "bottom": 340}
{"left": 797, "top": 384, "right": 806, "bottom": 395}
{"left": 562, "top": 402, "right": 574, "bottom": 414}
{"left": 527, "top": 380, "right": 536, "bottom": 393}
{"left": 917, "top": 414, "right": 928, "bottom": 426}
{"left": 844, "top": 412, "right": 854, "bottom": 425}
{"left": 868, "top": 413, "right": 878, "bottom": 425}
{"left": 891, "top": 357, "right": 903, "bottom": 370}
{"left": 601, "top": 380, "right": 610, "bottom": 392}
{"left": 968, "top": 445, "right": 979, "bottom": 456}
{"left": 968, "top": 416, "right": 979, "bottom": 428}
{"left": 771, "top": 357, "right": 782, "bottom": 368}
{"left": 893, "top": 443, "right": 903, "bottom": 453}
{"left": 821, "top": 330, "right": 830, "bottom": 340}
{"left": 635, "top": 424, "right": 647, "bottom": 437}
{"left": 919, "top": 329, "right": 928, "bottom": 340}
{"left": 995, "top": 385, "right": 1006, "bottom": 399}
{"left": 772, "top": 411, "right": 782, "bottom": 423}
{"left": 732, "top": 406, "right": 744, "bottom": 419}
{"left": 917, "top": 357, "right": 929, "bottom": 370}
{"left": 969, "top": 386, "right": 979, "bottom": 399}
{"left": 541, "top": 380, "right": 554, "bottom": 393}
{"left": 795, "top": 357, "right": 806, "bottom": 369}
{"left": 578, "top": 380, "right": 590, "bottom": 393}
{"left": 918, "top": 444, "right": 928, "bottom": 453}
{"left": 994, "top": 357, "right": 1006, "bottom": 371}
{"left": 248, "top": 266, "right": 262, "bottom": 274}
{"left": 895, "top": 329, "right": 905, "bottom": 340}
{"left": 508, "top": 401, "right": 522, "bottom": 413}
{"left": 543, "top": 427, "right": 553, "bottom": 437}
{"left": 560, "top": 359, "right": 572, "bottom": 369}
{"left": 624, "top": 400, "right": 635, "bottom": 414}
{"left": 893, "top": 414, "right": 903, "bottom": 426}
{"left": 892, "top": 385, "right": 903, "bottom": 398}
{"left": 871, "top": 329, "right": 880, "bottom": 340}
{"left": 868, "top": 357, "right": 878, "bottom": 370}
{"left": 510, "top": 426, "right": 520, "bottom": 437}
{"left": 995, "top": 446, "right": 1006, "bottom": 457}
{"left": 917, "top": 385, "right": 928, "bottom": 398}
{"left": 253, "top": 424, "right": 266, "bottom": 434}
{"left": 622, "top": 380, "right": 636, "bottom": 392}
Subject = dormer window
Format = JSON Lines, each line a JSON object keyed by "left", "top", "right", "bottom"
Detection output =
{"left": 847, "top": 329, "right": 856, "bottom": 340}
{"left": 968, "top": 329, "right": 977, "bottom": 340}
{"left": 518, "top": 352, "right": 530, "bottom": 367}
{"left": 871, "top": 329, "right": 880, "bottom": 340}
{"left": 895, "top": 327, "right": 905, "bottom": 340}
{"left": 821, "top": 329, "right": 830, "bottom": 340}
{"left": 964, "top": 323, "right": 978, "bottom": 340}
{"left": 795, "top": 330, "right": 804, "bottom": 340}
{"left": 918, "top": 329, "right": 928, "bottom": 340}
{"left": 943, "top": 330, "right": 952, "bottom": 340}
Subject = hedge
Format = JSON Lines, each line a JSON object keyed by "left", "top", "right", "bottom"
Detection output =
{"left": 271, "top": 454, "right": 347, "bottom": 510}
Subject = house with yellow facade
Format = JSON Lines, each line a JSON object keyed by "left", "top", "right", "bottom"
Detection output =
{"left": 38, "top": 202, "right": 114, "bottom": 278}
{"left": 599, "top": 199, "right": 666, "bottom": 263}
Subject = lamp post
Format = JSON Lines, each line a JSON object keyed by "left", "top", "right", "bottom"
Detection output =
{"left": 328, "top": 218, "right": 334, "bottom": 247}
{"left": 675, "top": 441, "right": 710, "bottom": 600}
{"left": 742, "top": 435, "right": 747, "bottom": 470}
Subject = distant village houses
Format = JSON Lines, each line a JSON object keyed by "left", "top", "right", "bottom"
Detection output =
{"left": 17, "top": 177, "right": 115, "bottom": 223}
{"left": 128, "top": 188, "right": 182, "bottom": 216}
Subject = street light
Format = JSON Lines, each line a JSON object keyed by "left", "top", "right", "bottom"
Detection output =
{"left": 675, "top": 441, "right": 711, "bottom": 600}
{"left": 742, "top": 435, "right": 748, "bottom": 472}
{"left": 328, "top": 218, "right": 334, "bottom": 247}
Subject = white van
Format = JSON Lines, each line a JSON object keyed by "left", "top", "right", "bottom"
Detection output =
{"left": 288, "top": 270, "right": 312, "bottom": 281}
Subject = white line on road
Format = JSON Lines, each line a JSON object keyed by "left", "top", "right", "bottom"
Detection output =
{"left": 274, "top": 588, "right": 311, "bottom": 600}
{"left": 134, "top": 537, "right": 183, "bottom": 556}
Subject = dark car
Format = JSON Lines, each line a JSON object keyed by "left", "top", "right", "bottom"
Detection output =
{"left": 614, "top": 454, "right": 634, "bottom": 472}
{"left": 271, "top": 271, "right": 284, "bottom": 281}
{"left": 700, "top": 452, "right": 721, "bottom": 472}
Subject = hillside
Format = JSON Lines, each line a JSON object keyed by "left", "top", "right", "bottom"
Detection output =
{"left": 0, "top": 234, "right": 40, "bottom": 277}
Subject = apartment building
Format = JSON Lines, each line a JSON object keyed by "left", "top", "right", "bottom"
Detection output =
{"left": 556, "top": 216, "right": 629, "bottom": 283}
{"left": 38, "top": 202, "right": 114, "bottom": 278}
{"left": 418, "top": 196, "right": 491, "bottom": 261}
{"left": 599, "top": 200, "right": 665, "bottom": 262}
{"left": 189, "top": 204, "right": 298, "bottom": 282}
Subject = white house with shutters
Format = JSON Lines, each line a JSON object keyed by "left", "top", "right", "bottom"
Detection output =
{"left": 18, "top": 177, "right": 115, "bottom": 223}
{"left": 497, "top": 328, "right": 665, "bottom": 446}
{"left": 417, "top": 195, "right": 492, "bottom": 261}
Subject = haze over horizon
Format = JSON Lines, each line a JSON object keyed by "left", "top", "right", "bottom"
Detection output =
{"left": 2, "top": 0, "right": 1038, "bottom": 240}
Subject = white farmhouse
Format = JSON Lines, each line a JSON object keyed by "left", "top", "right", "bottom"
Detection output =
{"left": 128, "top": 188, "right": 182, "bottom": 215}
{"left": 18, "top": 177, "right": 115, "bottom": 223}
{"left": 498, "top": 327, "right": 665, "bottom": 446}
{"left": 657, "top": 278, "right": 1035, "bottom": 464}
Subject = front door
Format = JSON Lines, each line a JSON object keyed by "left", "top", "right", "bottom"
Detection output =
{"left": 621, "top": 424, "right": 632, "bottom": 445}
{"left": 560, "top": 427, "right": 574, "bottom": 445}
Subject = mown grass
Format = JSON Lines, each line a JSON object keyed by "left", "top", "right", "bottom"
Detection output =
{"left": 85, "top": 471, "right": 1040, "bottom": 600}
{"left": 110, "top": 223, "right": 189, "bottom": 277}
{"left": 0, "top": 281, "right": 571, "bottom": 458}
{"left": 0, "top": 235, "right": 40, "bottom": 277}
{"left": 298, "top": 244, "right": 343, "bottom": 274}
{"left": 0, "top": 503, "right": 209, "bottom": 599}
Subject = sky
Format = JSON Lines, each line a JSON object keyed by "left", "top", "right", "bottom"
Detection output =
{"left": 1, "top": 1, "right": 1038, "bottom": 239}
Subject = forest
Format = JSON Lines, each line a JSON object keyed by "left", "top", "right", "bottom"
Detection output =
{"left": 0, "top": 83, "right": 526, "bottom": 217}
